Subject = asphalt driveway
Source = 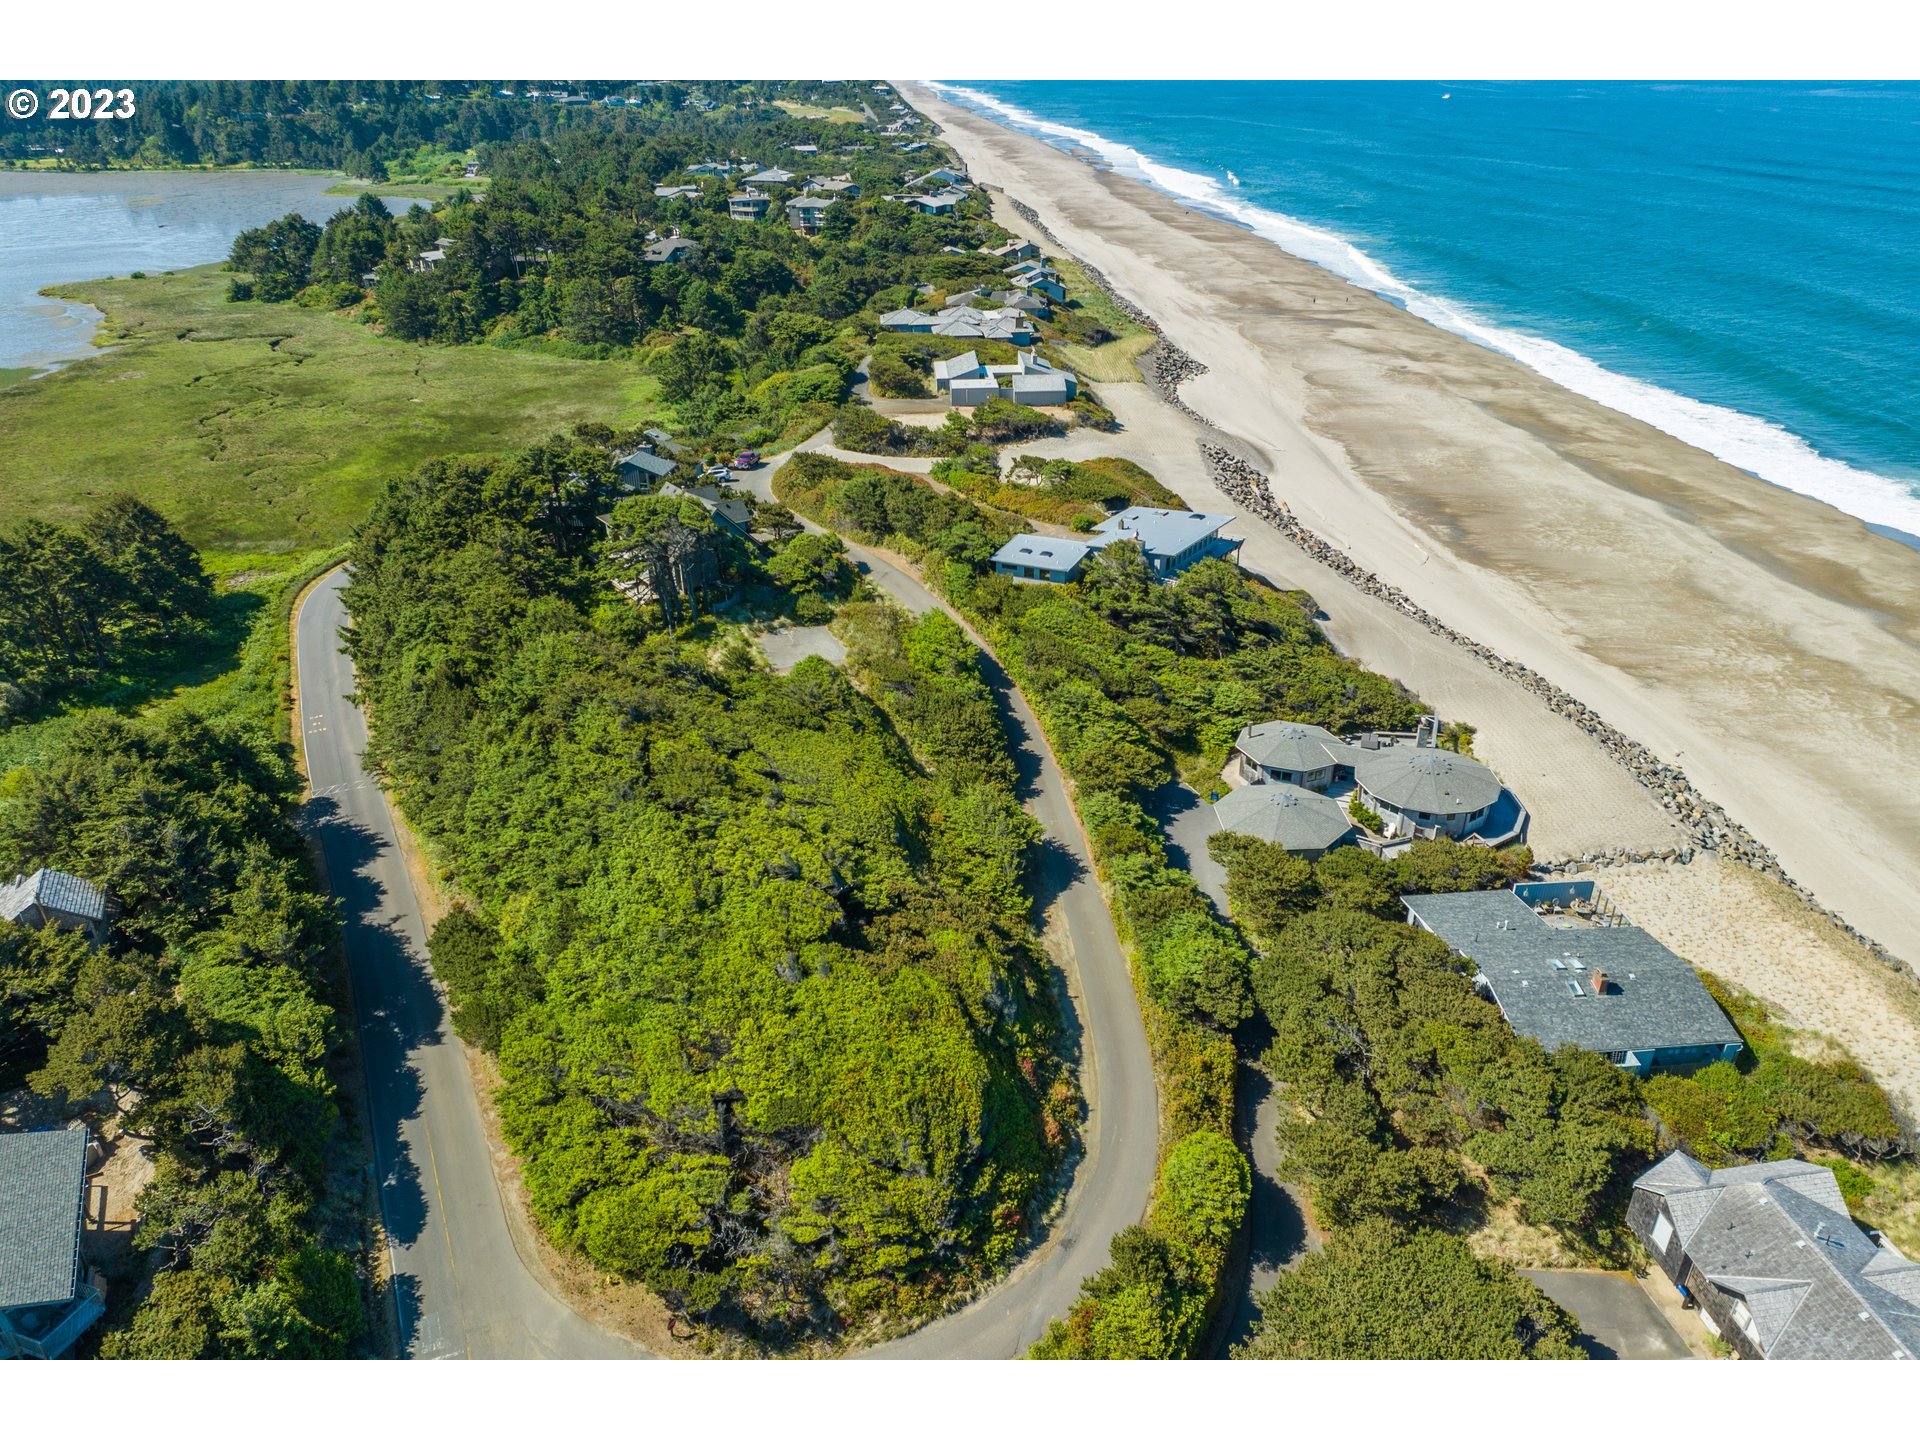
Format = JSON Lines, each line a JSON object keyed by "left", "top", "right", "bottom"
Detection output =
{"left": 1522, "top": 1269, "right": 1692, "bottom": 1359}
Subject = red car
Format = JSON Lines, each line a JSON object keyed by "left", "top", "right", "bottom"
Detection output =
{"left": 731, "top": 449, "right": 760, "bottom": 469}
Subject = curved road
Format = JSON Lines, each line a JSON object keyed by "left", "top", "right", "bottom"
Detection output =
{"left": 296, "top": 472, "right": 1157, "bottom": 1358}
{"left": 297, "top": 568, "right": 641, "bottom": 1360}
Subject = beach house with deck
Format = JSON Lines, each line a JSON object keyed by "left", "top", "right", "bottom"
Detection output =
{"left": 0, "top": 1128, "right": 105, "bottom": 1360}
{"left": 990, "top": 507, "right": 1239, "bottom": 586}
{"left": 1404, "top": 881, "right": 1744, "bottom": 1074}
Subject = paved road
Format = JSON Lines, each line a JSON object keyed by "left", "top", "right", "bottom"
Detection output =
{"left": 742, "top": 451, "right": 1160, "bottom": 1357}
{"left": 296, "top": 568, "right": 642, "bottom": 1360}
{"left": 300, "top": 452, "right": 1156, "bottom": 1359}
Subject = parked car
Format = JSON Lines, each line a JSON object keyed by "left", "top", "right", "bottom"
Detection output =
{"left": 731, "top": 449, "right": 760, "bottom": 468}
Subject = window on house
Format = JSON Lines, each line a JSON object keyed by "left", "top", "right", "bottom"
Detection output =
{"left": 1650, "top": 1212, "right": 1673, "bottom": 1251}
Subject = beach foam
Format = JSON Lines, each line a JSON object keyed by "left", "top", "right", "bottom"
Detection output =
{"left": 929, "top": 81, "right": 1920, "bottom": 541}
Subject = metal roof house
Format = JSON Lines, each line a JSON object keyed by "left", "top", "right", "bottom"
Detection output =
{"left": 1089, "top": 508, "right": 1241, "bottom": 577}
{"left": 1630, "top": 1153, "right": 1920, "bottom": 1360}
{"left": 991, "top": 506, "right": 1240, "bottom": 587}
{"left": 741, "top": 166, "right": 796, "bottom": 186}
{"left": 0, "top": 869, "right": 110, "bottom": 947}
{"left": 1404, "top": 885, "right": 1744, "bottom": 1074}
{"left": 0, "top": 1128, "right": 104, "bottom": 1359}
{"left": 938, "top": 352, "right": 1076, "bottom": 407}
{"left": 1213, "top": 783, "right": 1354, "bottom": 859}
{"left": 990, "top": 535, "right": 1098, "bottom": 585}
{"left": 653, "top": 183, "right": 702, "bottom": 199}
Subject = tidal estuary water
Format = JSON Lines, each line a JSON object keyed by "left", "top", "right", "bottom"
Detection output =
{"left": 0, "top": 170, "right": 378, "bottom": 374}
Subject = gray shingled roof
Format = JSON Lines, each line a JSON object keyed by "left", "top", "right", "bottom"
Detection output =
{"left": 1233, "top": 721, "right": 1342, "bottom": 774}
{"left": 1405, "top": 888, "right": 1744, "bottom": 1058}
{"left": 1214, "top": 783, "right": 1354, "bottom": 852}
{"left": 0, "top": 1128, "right": 88, "bottom": 1310}
{"left": 0, "top": 868, "right": 106, "bottom": 924}
{"left": 617, "top": 448, "right": 677, "bottom": 480}
{"left": 1355, "top": 747, "right": 1501, "bottom": 815}
{"left": 1635, "top": 1157, "right": 1920, "bottom": 1359}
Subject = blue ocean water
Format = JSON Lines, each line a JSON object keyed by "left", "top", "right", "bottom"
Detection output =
{"left": 935, "top": 81, "right": 1920, "bottom": 539}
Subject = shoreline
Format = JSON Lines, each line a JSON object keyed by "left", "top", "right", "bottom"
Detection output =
{"left": 924, "top": 83, "right": 1920, "bottom": 549}
{"left": 899, "top": 83, "right": 1920, "bottom": 997}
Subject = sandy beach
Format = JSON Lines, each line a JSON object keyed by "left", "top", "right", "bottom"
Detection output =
{"left": 900, "top": 82, "right": 1920, "bottom": 1109}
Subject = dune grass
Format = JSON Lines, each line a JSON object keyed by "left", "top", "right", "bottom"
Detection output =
{"left": 1052, "top": 331, "right": 1156, "bottom": 383}
{"left": 773, "top": 100, "right": 868, "bottom": 125}
{"left": 0, "top": 265, "right": 662, "bottom": 553}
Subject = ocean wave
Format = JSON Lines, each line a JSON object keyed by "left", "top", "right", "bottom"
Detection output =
{"left": 927, "top": 81, "right": 1920, "bottom": 540}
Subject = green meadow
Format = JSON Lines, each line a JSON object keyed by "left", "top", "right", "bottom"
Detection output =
{"left": 0, "top": 265, "right": 662, "bottom": 553}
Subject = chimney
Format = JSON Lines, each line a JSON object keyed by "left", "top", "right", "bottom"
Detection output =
{"left": 1590, "top": 969, "right": 1609, "bottom": 996}
{"left": 1416, "top": 714, "right": 1439, "bottom": 749}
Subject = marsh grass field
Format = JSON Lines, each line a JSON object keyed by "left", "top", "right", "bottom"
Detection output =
{"left": 0, "top": 265, "right": 663, "bottom": 552}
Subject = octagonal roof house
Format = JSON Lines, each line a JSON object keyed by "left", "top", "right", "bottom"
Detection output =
{"left": 1213, "top": 783, "right": 1354, "bottom": 859}
{"left": 1353, "top": 747, "right": 1503, "bottom": 840}
{"left": 1231, "top": 721, "right": 1344, "bottom": 790}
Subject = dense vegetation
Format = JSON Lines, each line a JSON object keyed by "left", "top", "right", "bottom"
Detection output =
{"left": 1201, "top": 824, "right": 1915, "bottom": 1356}
{"left": 0, "top": 703, "right": 362, "bottom": 1357}
{"left": 774, "top": 450, "right": 1434, "bottom": 1356}
{"left": 1643, "top": 971, "right": 1908, "bottom": 1169}
{"left": 1238, "top": 1221, "right": 1585, "bottom": 1360}
{"left": 342, "top": 440, "right": 1072, "bottom": 1346}
{"left": 0, "top": 500, "right": 212, "bottom": 717}
{"left": 0, "top": 80, "right": 865, "bottom": 175}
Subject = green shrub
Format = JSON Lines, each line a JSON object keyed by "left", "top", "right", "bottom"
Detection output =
{"left": 1237, "top": 1221, "right": 1585, "bottom": 1359}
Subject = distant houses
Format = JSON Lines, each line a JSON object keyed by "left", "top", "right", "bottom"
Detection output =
{"left": 741, "top": 166, "right": 796, "bottom": 187}
{"left": 804, "top": 175, "right": 861, "bottom": 198}
{"left": 0, "top": 868, "right": 110, "bottom": 947}
{"left": 887, "top": 188, "right": 967, "bottom": 216}
{"left": 0, "top": 1128, "right": 105, "bottom": 1360}
{"left": 933, "top": 350, "right": 1077, "bottom": 407}
{"left": 1405, "top": 880, "right": 1743, "bottom": 1075}
{"left": 615, "top": 442, "right": 679, "bottom": 492}
{"left": 991, "top": 507, "right": 1240, "bottom": 587}
{"left": 879, "top": 305, "right": 1036, "bottom": 346}
{"left": 983, "top": 238, "right": 1041, "bottom": 262}
{"left": 653, "top": 183, "right": 702, "bottom": 200}
{"left": 728, "top": 189, "right": 773, "bottom": 222}
{"left": 641, "top": 235, "right": 700, "bottom": 265}
{"left": 784, "top": 196, "right": 836, "bottom": 235}
{"left": 1630, "top": 1153, "right": 1920, "bottom": 1360}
